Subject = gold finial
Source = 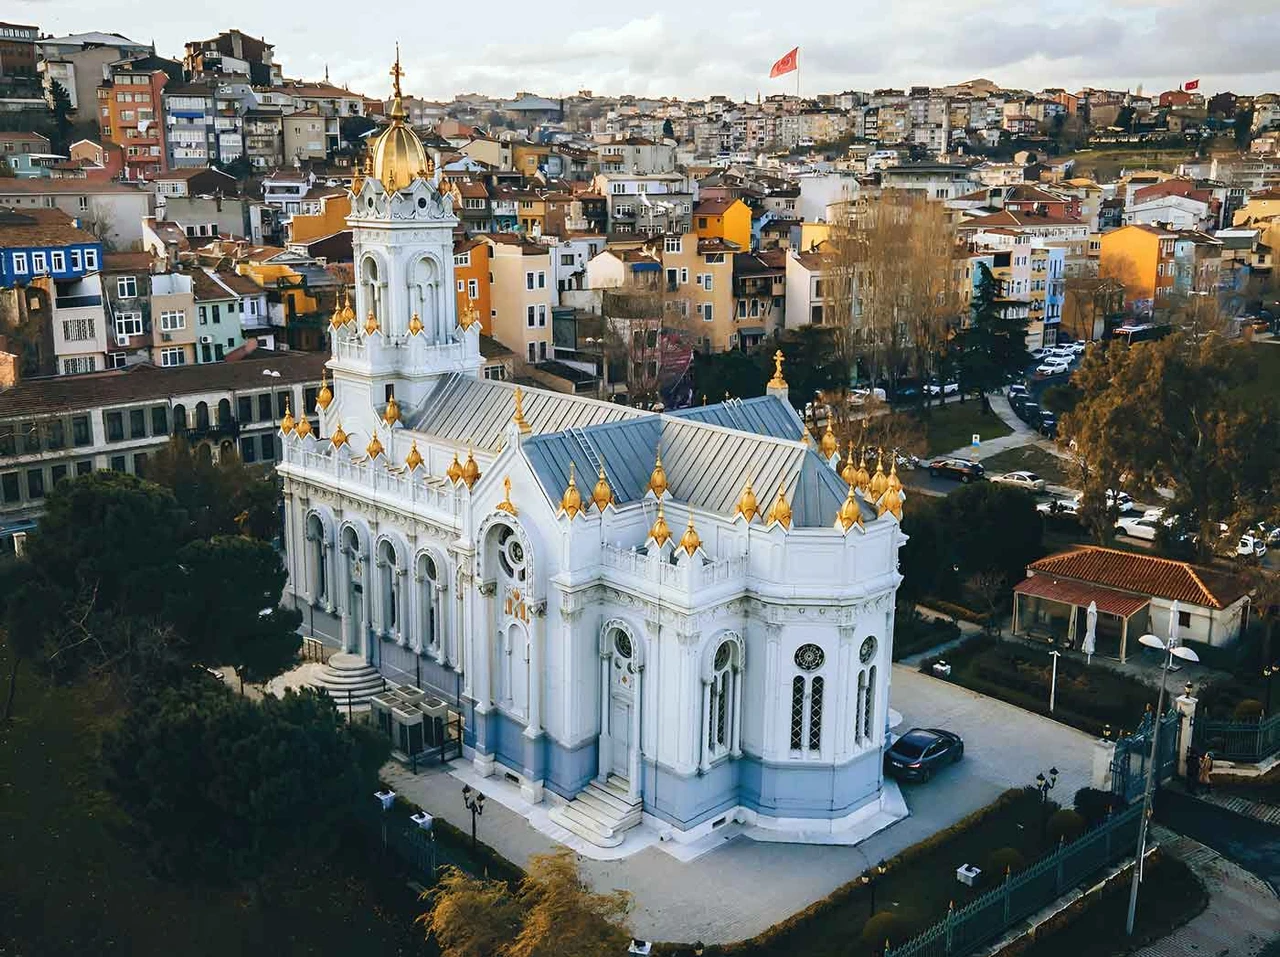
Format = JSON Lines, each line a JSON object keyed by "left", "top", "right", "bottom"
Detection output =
{"left": 280, "top": 400, "right": 296, "bottom": 435}
{"left": 495, "top": 475, "right": 518, "bottom": 515}
{"left": 364, "top": 309, "right": 380, "bottom": 336}
{"left": 365, "top": 428, "right": 385, "bottom": 459}
{"left": 841, "top": 443, "right": 857, "bottom": 486}
{"left": 341, "top": 288, "right": 355, "bottom": 324}
{"left": 330, "top": 293, "right": 344, "bottom": 328}
{"left": 886, "top": 460, "right": 903, "bottom": 495}
{"left": 383, "top": 391, "right": 401, "bottom": 427}
{"left": 647, "top": 448, "right": 668, "bottom": 497}
{"left": 767, "top": 349, "right": 787, "bottom": 389}
{"left": 459, "top": 299, "right": 479, "bottom": 331}
{"left": 446, "top": 451, "right": 463, "bottom": 484}
{"left": 878, "top": 487, "right": 903, "bottom": 520}
{"left": 560, "top": 462, "right": 583, "bottom": 519}
{"left": 295, "top": 415, "right": 313, "bottom": 438}
{"left": 837, "top": 482, "right": 863, "bottom": 532}
{"left": 766, "top": 482, "right": 792, "bottom": 528}
{"left": 315, "top": 370, "right": 333, "bottom": 411}
{"left": 856, "top": 450, "right": 871, "bottom": 494}
{"left": 735, "top": 478, "right": 759, "bottom": 522}
{"left": 512, "top": 386, "right": 531, "bottom": 434}
{"left": 330, "top": 420, "right": 349, "bottom": 449}
{"left": 389, "top": 42, "right": 404, "bottom": 103}
{"left": 679, "top": 513, "right": 702, "bottom": 555}
{"left": 460, "top": 448, "right": 480, "bottom": 488}
{"left": 648, "top": 500, "right": 672, "bottom": 546}
{"left": 870, "top": 452, "right": 888, "bottom": 499}
{"left": 591, "top": 465, "right": 615, "bottom": 511}
{"left": 405, "top": 439, "right": 423, "bottom": 471}
{"left": 408, "top": 312, "right": 424, "bottom": 336}
{"left": 820, "top": 418, "right": 838, "bottom": 458}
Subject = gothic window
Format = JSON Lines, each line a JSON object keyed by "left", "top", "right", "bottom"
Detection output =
{"left": 418, "top": 553, "right": 439, "bottom": 654}
{"left": 306, "top": 514, "right": 326, "bottom": 603}
{"left": 706, "top": 640, "right": 736, "bottom": 757}
{"left": 863, "top": 665, "right": 877, "bottom": 742}
{"left": 856, "top": 669, "right": 866, "bottom": 741}
{"left": 377, "top": 539, "right": 399, "bottom": 637}
{"left": 808, "top": 677, "right": 824, "bottom": 751}
{"left": 791, "top": 643, "right": 827, "bottom": 756}
{"left": 497, "top": 526, "right": 527, "bottom": 582}
{"left": 790, "top": 676, "right": 805, "bottom": 750}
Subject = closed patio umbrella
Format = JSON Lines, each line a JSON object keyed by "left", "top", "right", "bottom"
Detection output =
{"left": 1168, "top": 600, "right": 1181, "bottom": 646}
{"left": 1082, "top": 600, "right": 1098, "bottom": 664}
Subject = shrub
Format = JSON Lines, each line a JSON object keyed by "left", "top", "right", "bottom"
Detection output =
{"left": 1046, "top": 808, "right": 1087, "bottom": 845}
{"left": 1074, "top": 787, "right": 1122, "bottom": 829}
{"left": 1233, "top": 698, "right": 1265, "bottom": 721}
{"left": 860, "top": 911, "right": 911, "bottom": 952}
{"left": 985, "top": 847, "right": 1026, "bottom": 883}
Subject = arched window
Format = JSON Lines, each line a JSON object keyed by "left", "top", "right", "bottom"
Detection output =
{"left": 809, "top": 676, "right": 824, "bottom": 751}
{"left": 217, "top": 398, "right": 231, "bottom": 426}
{"left": 863, "top": 665, "right": 876, "bottom": 742}
{"left": 377, "top": 539, "right": 399, "bottom": 637}
{"left": 306, "top": 514, "right": 327, "bottom": 603}
{"left": 790, "top": 643, "right": 826, "bottom": 756}
{"left": 195, "top": 401, "right": 210, "bottom": 430}
{"left": 703, "top": 639, "right": 740, "bottom": 763}
{"left": 855, "top": 636, "right": 879, "bottom": 746}
{"left": 172, "top": 403, "right": 187, "bottom": 433}
{"left": 418, "top": 552, "right": 439, "bottom": 655}
{"left": 496, "top": 526, "right": 527, "bottom": 583}
{"left": 790, "top": 676, "right": 805, "bottom": 751}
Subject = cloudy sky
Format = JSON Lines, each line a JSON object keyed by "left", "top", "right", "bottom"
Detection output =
{"left": 15, "top": 0, "right": 1280, "bottom": 101}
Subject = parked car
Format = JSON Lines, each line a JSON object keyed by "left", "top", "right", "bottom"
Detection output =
{"left": 1006, "top": 383, "right": 1030, "bottom": 401}
{"left": 849, "top": 387, "right": 888, "bottom": 406}
{"left": 1029, "top": 348, "right": 1050, "bottom": 362}
{"left": 884, "top": 728, "right": 964, "bottom": 782}
{"left": 925, "top": 378, "right": 960, "bottom": 396}
{"left": 1037, "top": 412, "right": 1058, "bottom": 437}
{"left": 1115, "top": 516, "right": 1161, "bottom": 541}
{"left": 1037, "top": 498, "right": 1080, "bottom": 518}
{"left": 993, "top": 470, "right": 1046, "bottom": 491}
{"left": 1247, "top": 522, "right": 1280, "bottom": 545}
{"left": 927, "top": 458, "right": 986, "bottom": 483}
{"left": 1036, "top": 359, "right": 1071, "bottom": 377}
{"left": 1226, "top": 534, "right": 1268, "bottom": 559}
{"left": 1017, "top": 401, "right": 1042, "bottom": 423}
{"left": 1071, "top": 490, "right": 1134, "bottom": 514}
{"left": 1070, "top": 340, "right": 1088, "bottom": 355}
{"left": 1143, "top": 506, "right": 1166, "bottom": 522}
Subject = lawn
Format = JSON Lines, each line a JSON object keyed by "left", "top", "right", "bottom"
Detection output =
{"left": 922, "top": 636, "right": 1163, "bottom": 738}
{"left": 980, "top": 446, "right": 1072, "bottom": 489}
{"left": 0, "top": 638, "right": 433, "bottom": 957}
{"left": 1015, "top": 853, "right": 1206, "bottom": 957}
{"left": 921, "top": 402, "right": 1013, "bottom": 457}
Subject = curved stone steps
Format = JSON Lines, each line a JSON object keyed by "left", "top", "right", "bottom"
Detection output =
{"left": 310, "top": 652, "right": 384, "bottom": 710}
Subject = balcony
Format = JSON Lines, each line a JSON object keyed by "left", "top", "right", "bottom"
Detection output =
{"left": 55, "top": 294, "right": 103, "bottom": 309}
{"left": 185, "top": 418, "right": 241, "bottom": 441}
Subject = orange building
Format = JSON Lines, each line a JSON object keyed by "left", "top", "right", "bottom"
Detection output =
{"left": 693, "top": 198, "right": 752, "bottom": 251}
{"left": 289, "top": 187, "right": 351, "bottom": 244}
{"left": 453, "top": 237, "right": 492, "bottom": 334}
{"left": 1098, "top": 223, "right": 1177, "bottom": 314}
{"left": 97, "top": 63, "right": 169, "bottom": 180}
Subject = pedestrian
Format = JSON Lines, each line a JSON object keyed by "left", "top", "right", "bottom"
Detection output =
{"left": 1184, "top": 746, "right": 1199, "bottom": 795}
{"left": 1199, "top": 751, "right": 1214, "bottom": 793}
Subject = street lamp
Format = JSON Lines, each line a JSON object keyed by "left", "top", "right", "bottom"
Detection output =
{"left": 1263, "top": 664, "right": 1278, "bottom": 715}
{"left": 461, "top": 784, "right": 486, "bottom": 851}
{"left": 1049, "top": 650, "right": 1062, "bottom": 713}
{"left": 1126, "top": 633, "right": 1200, "bottom": 936}
{"left": 1034, "top": 767, "right": 1058, "bottom": 844}
{"left": 860, "top": 859, "right": 889, "bottom": 917}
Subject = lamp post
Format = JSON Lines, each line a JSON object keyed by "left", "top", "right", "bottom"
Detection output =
{"left": 1126, "top": 632, "right": 1200, "bottom": 936}
{"left": 860, "top": 859, "right": 888, "bottom": 918}
{"left": 1264, "top": 664, "right": 1278, "bottom": 716}
{"left": 1034, "top": 767, "right": 1058, "bottom": 845}
{"left": 1049, "top": 650, "right": 1061, "bottom": 713}
{"left": 461, "top": 784, "right": 485, "bottom": 851}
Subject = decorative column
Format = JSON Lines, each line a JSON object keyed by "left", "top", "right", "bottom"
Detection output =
{"left": 763, "top": 622, "right": 781, "bottom": 757}
{"left": 339, "top": 545, "right": 354, "bottom": 653}
{"left": 699, "top": 679, "right": 712, "bottom": 773}
{"left": 524, "top": 601, "right": 545, "bottom": 739}
{"left": 1091, "top": 736, "right": 1117, "bottom": 791}
{"left": 1174, "top": 689, "right": 1198, "bottom": 777}
{"left": 322, "top": 539, "right": 335, "bottom": 614}
{"left": 395, "top": 567, "right": 407, "bottom": 647}
{"left": 475, "top": 583, "right": 496, "bottom": 710}
{"left": 597, "top": 650, "right": 611, "bottom": 782}
{"left": 410, "top": 569, "right": 424, "bottom": 654}
{"left": 730, "top": 664, "right": 743, "bottom": 758}
{"left": 628, "top": 665, "right": 644, "bottom": 801}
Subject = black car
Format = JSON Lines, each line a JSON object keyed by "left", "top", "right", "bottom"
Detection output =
{"left": 927, "top": 458, "right": 986, "bottom": 483}
{"left": 884, "top": 728, "right": 964, "bottom": 781}
{"left": 1018, "top": 401, "right": 1041, "bottom": 424}
{"left": 1037, "top": 412, "right": 1057, "bottom": 437}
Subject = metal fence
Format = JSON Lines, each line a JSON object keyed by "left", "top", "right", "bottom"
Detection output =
{"left": 885, "top": 803, "right": 1143, "bottom": 957}
{"left": 1193, "top": 711, "right": 1280, "bottom": 763}
{"left": 1111, "top": 708, "right": 1180, "bottom": 804}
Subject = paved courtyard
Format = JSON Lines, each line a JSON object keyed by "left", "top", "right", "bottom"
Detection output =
{"left": 386, "top": 664, "right": 1097, "bottom": 945}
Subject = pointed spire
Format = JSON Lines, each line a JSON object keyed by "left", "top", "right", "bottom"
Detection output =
{"left": 820, "top": 418, "right": 838, "bottom": 458}
{"left": 364, "top": 308, "right": 380, "bottom": 336}
{"left": 315, "top": 370, "right": 332, "bottom": 411}
{"left": 679, "top": 513, "right": 702, "bottom": 555}
{"left": 841, "top": 442, "right": 857, "bottom": 486}
{"left": 294, "top": 414, "right": 313, "bottom": 438}
{"left": 460, "top": 448, "right": 480, "bottom": 488}
{"left": 766, "top": 481, "right": 792, "bottom": 529}
{"left": 329, "top": 292, "right": 344, "bottom": 328}
{"left": 446, "top": 451, "right": 463, "bottom": 484}
{"left": 341, "top": 288, "right": 355, "bottom": 324}
{"left": 648, "top": 500, "right": 672, "bottom": 546}
{"left": 365, "top": 428, "right": 384, "bottom": 459}
{"left": 856, "top": 449, "right": 871, "bottom": 494}
{"left": 560, "top": 462, "right": 583, "bottom": 519}
{"left": 591, "top": 465, "right": 615, "bottom": 511}
{"left": 330, "top": 420, "right": 349, "bottom": 449}
{"left": 407, "top": 312, "right": 424, "bottom": 336}
{"left": 512, "top": 386, "right": 531, "bottom": 434}
{"left": 647, "top": 447, "right": 668, "bottom": 497}
{"left": 735, "top": 478, "right": 759, "bottom": 522}
{"left": 383, "top": 390, "right": 400, "bottom": 427}
{"left": 279, "top": 400, "right": 296, "bottom": 435}
{"left": 495, "top": 475, "right": 518, "bottom": 515}
{"left": 405, "top": 439, "right": 423, "bottom": 471}
{"left": 870, "top": 452, "right": 888, "bottom": 499}
{"left": 836, "top": 482, "right": 863, "bottom": 532}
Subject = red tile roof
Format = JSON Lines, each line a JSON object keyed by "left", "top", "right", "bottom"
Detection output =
{"left": 1014, "top": 574, "right": 1150, "bottom": 618}
{"left": 1026, "top": 546, "right": 1246, "bottom": 610}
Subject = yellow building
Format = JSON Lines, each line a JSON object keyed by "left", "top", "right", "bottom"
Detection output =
{"left": 512, "top": 143, "right": 553, "bottom": 178}
{"left": 289, "top": 187, "right": 351, "bottom": 244}
{"left": 645, "top": 234, "right": 736, "bottom": 352}
{"left": 482, "top": 234, "right": 554, "bottom": 365}
{"left": 513, "top": 190, "right": 548, "bottom": 237}
{"left": 693, "top": 198, "right": 751, "bottom": 250}
{"left": 1098, "top": 223, "right": 1177, "bottom": 313}
{"left": 453, "top": 237, "right": 492, "bottom": 336}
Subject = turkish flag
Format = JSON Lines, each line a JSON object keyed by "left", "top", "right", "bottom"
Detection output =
{"left": 1184, "top": 79, "right": 1200, "bottom": 91}
{"left": 770, "top": 47, "right": 799, "bottom": 78}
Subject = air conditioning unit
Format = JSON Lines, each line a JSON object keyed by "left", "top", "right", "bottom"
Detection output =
{"left": 161, "top": 332, "right": 173, "bottom": 342}
{"left": 199, "top": 335, "right": 213, "bottom": 344}
{"left": 116, "top": 336, "right": 129, "bottom": 347}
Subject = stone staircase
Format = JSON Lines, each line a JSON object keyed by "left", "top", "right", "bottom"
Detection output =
{"left": 549, "top": 776, "right": 643, "bottom": 847}
{"left": 310, "top": 652, "right": 384, "bottom": 712}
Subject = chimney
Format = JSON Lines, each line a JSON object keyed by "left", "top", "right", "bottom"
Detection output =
{"left": 0, "top": 351, "right": 19, "bottom": 390}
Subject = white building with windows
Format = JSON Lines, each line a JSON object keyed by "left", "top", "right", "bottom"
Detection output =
{"left": 278, "top": 64, "right": 908, "bottom": 850}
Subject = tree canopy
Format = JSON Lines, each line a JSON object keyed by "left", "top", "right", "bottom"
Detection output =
{"left": 147, "top": 435, "right": 281, "bottom": 541}
{"left": 955, "top": 263, "right": 1030, "bottom": 400}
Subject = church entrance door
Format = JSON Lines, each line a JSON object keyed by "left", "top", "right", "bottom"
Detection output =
{"left": 610, "top": 698, "right": 631, "bottom": 778}
{"left": 608, "top": 629, "right": 636, "bottom": 780}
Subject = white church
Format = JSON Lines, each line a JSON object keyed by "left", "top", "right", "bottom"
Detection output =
{"left": 277, "top": 61, "right": 910, "bottom": 849}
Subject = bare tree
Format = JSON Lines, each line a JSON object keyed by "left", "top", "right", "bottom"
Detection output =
{"left": 1062, "top": 276, "right": 1125, "bottom": 342}
{"left": 81, "top": 199, "right": 119, "bottom": 252}
{"left": 600, "top": 274, "right": 694, "bottom": 408}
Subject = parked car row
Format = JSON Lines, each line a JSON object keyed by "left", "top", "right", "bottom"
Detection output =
{"left": 1009, "top": 393, "right": 1057, "bottom": 437}
{"left": 927, "top": 458, "right": 986, "bottom": 483}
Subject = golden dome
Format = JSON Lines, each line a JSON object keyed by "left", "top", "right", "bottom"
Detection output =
{"left": 315, "top": 371, "right": 332, "bottom": 411}
{"left": 295, "top": 415, "right": 313, "bottom": 439}
{"left": 330, "top": 421, "right": 349, "bottom": 449}
{"left": 766, "top": 482, "right": 792, "bottom": 528}
{"left": 365, "top": 429, "right": 385, "bottom": 459}
{"left": 820, "top": 420, "right": 838, "bottom": 458}
{"left": 840, "top": 443, "right": 857, "bottom": 486}
{"left": 735, "top": 479, "right": 759, "bottom": 522}
{"left": 364, "top": 310, "right": 380, "bottom": 336}
{"left": 280, "top": 401, "right": 296, "bottom": 435}
{"left": 870, "top": 453, "right": 888, "bottom": 499}
{"left": 383, "top": 392, "right": 401, "bottom": 427}
{"left": 882, "top": 488, "right": 904, "bottom": 520}
{"left": 495, "top": 475, "right": 518, "bottom": 515}
{"left": 405, "top": 439, "right": 423, "bottom": 471}
{"left": 460, "top": 448, "right": 480, "bottom": 488}
{"left": 886, "top": 461, "right": 903, "bottom": 495}
{"left": 329, "top": 294, "right": 343, "bottom": 329}
{"left": 591, "top": 465, "right": 615, "bottom": 511}
{"left": 512, "top": 386, "right": 531, "bottom": 434}
{"left": 648, "top": 501, "right": 672, "bottom": 546}
{"left": 767, "top": 349, "right": 787, "bottom": 389}
{"left": 647, "top": 449, "right": 668, "bottom": 498}
{"left": 855, "top": 451, "right": 871, "bottom": 494}
{"left": 341, "top": 289, "right": 355, "bottom": 325}
{"left": 369, "top": 48, "right": 428, "bottom": 194}
{"left": 408, "top": 312, "right": 424, "bottom": 336}
{"left": 446, "top": 452, "right": 463, "bottom": 484}
{"left": 679, "top": 514, "right": 702, "bottom": 555}
{"left": 560, "top": 462, "right": 583, "bottom": 519}
{"left": 836, "top": 483, "right": 862, "bottom": 532}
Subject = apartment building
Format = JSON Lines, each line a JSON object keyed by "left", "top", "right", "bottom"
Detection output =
{"left": 149, "top": 272, "right": 196, "bottom": 367}
{"left": 97, "top": 59, "right": 172, "bottom": 180}
{"left": 481, "top": 235, "right": 554, "bottom": 365}
{"left": 162, "top": 83, "right": 218, "bottom": 168}
{"left": 593, "top": 172, "right": 694, "bottom": 237}
{"left": 1099, "top": 223, "right": 1178, "bottom": 315}
{"left": 452, "top": 237, "right": 492, "bottom": 335}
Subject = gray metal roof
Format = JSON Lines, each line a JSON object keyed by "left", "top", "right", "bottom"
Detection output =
{"left": 667, "top": 395, "right": 805, "bottom": 441}
{"left": 406, "top": 374, "right": 644, "bottom": 452}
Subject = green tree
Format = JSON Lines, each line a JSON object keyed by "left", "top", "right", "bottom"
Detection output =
{"left": 955, "top": 263, "right": 1029, "bottom": 406}
{"left": 48, "top": 80, "right": 74, "bottom": 155}
{"left": 102, "top": 680, "right": 389, "bottom": 885}
{"left": 169, "top": 536, "right": 301, "bottom": 690}
{"left": 661, "top": 118, "right": 674, "bottom": 140}
{"left": 147, "top": 435, "right": 281, "bottom": 541}
{"left": 1234, "top": 106, "right": 1255, "bottom": 150}
{"left": 0, "top": 558, "right": 49, "bottom": 719}
{"left": 340, "top": 115, "right": 378, "bottom": 150}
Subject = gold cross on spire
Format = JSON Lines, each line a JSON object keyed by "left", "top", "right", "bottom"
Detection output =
{"left": 389, "top": 44, "right": 404, "bottom": 99}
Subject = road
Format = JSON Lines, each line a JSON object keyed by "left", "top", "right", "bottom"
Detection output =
{"left": 1155, "top": 789, "right": 1280, "bottom": 894}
